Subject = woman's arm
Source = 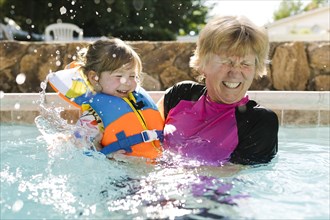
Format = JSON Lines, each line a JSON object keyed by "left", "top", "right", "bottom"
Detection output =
{"left": 230, "top": 104, "right": 279, "bottom": 165}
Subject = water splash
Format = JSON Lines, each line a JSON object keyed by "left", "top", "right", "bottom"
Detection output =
{"left": 35, "top": 76, "right": 80, "bottom": 155}
{"left": 191, "top": 176, "right": 249, "bottom": 206}
{"left": 28, "top": 74, "right": 248, "bottom": 219}
{"left": 36, "top": 77, "right": 68, "bottom": 133}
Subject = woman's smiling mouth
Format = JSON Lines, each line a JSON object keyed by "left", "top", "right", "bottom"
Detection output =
{"left": 222, "top": 81, "right": 241, "bottom": 89}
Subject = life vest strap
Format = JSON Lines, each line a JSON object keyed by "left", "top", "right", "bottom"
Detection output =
{"left": 100, "top": 130, "right": 163, "bottom": 155}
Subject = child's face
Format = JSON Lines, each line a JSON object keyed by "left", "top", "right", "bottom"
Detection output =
{"left": 98, "top": 65, "right": 138, "bottom": 98}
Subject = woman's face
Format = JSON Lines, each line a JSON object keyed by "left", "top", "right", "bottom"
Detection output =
{"left": 202, "top": 53, "right": 256, "bottom": 104}
{"left": 97, "top": 65, "right": 138, "bottom": 98}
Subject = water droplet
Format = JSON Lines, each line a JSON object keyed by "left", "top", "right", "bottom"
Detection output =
{"left": 56, "top": 60, "right": 61, "bottom": 66}
{"left": 25, "top": 18, "right": 32, "bottom": 25}
{"left": 12, "top": 200, "right": 24, "bottom": 212}
{"left": 112, "top": 54, "right": 117, "bottom": 58}
{"left": 60, "top": 6, "right": 67, "bottom": 14}
{"left": 40, "top": 81, "right": 47, "bottom": 90}
{"left": 14, "top": 103, "right": 20, "bottom": 110}
{"left": 16, "top": 73, "right": 26, "bottom": 85}
{"left": 120, "top": 77, "right": 127, "bottom": 84}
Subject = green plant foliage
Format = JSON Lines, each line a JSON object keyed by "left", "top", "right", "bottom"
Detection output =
{"left": 303, "top": 0, "right": 329, "bottom": 11}
{"left": 273, "top": 0, "right": 329, "bottom": 21}
{"left": 0, "top": 0, "right": 209, "bottom": 41}
{"left": 273, "top": 0, "right": 304, "bottom": 21}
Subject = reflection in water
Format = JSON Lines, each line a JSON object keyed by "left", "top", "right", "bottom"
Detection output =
{"left": 1, "top": 83, "right": 329, "bottom": 219}
{"left": 1, "top": 122, "right": 330, "bottom": 219}
{"left": 14, "top": 87, "right": 243, "bottom": 219}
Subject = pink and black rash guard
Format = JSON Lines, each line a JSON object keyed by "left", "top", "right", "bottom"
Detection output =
{"left": 163, "top": 81, "right": 278, "bottom": 165}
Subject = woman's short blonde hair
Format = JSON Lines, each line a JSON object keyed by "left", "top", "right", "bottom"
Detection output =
{"left": 190, "top": 15, "right": 269, "bottom": 77}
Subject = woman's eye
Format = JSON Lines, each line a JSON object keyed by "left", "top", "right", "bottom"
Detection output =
{"left": 242, "top": 62, "right": 254, "bottom": 67}
{"left": 219, "top": 60, "right": 231, "bottom": 65}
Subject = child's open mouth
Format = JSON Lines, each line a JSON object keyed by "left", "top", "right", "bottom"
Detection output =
{"left": 117, "top": 90, "right": 129, "bottom": 95}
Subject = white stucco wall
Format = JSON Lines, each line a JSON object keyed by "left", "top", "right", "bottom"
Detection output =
{"left": 267, "top": 6, "right": 330, "bottom": 41}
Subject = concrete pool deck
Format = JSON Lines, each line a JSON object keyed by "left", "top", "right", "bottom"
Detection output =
{"left": 1, "top": 91, "right": 329, "bottom": 126}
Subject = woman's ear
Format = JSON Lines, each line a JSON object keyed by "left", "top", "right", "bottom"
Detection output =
{"left": 198, "top": 66, "right": 206, "bottom": 80}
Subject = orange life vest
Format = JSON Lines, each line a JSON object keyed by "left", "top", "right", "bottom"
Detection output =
{"left": 89, "top": 91, "right": 164, "bottom": 159}
{"left": 48, "top": 62, "right": 164, "bottom": 159}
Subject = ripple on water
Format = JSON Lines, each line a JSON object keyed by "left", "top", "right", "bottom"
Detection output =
{"left": 1, "top": 124, "right": 329, "bottom": 219}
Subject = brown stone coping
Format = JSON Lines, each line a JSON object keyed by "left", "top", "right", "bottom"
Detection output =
{"left": 0, "top": 92, "right": 329, "bottom": 125}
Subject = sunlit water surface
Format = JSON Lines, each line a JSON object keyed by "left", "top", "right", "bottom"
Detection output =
{"left": 1, "top": 122, "right": 329, "bottom": 219}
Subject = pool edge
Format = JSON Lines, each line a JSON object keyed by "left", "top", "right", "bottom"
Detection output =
{"left": 1, "top": 91, "right": 329, "bottom": 126}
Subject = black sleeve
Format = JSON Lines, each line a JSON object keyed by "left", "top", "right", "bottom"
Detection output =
{"left": 230, "top": 101, "right": 279, "bottom": 165}
{"left": 163, "top": 81, "right": 206, "bottom": 119}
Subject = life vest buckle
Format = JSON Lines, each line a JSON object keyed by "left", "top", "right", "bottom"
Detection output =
{"left": 141, "top": 129, "right": 159, "bottom": 142}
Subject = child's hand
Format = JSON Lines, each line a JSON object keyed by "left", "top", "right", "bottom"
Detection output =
{"left": 113, "top": 150, "right": 126, "bottom": 155}
{"left": 90, "top": 133, "right": 102, "bottom": 150}
{"left": 106, "top": 149, "right": 127, "bottom": 160}
{"left": 46, "top": 133, "right": 71, "bottom": 149}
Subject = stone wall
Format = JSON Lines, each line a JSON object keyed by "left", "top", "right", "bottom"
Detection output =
{"left": 0, "top": 41, "right": 329, "bottom": 93}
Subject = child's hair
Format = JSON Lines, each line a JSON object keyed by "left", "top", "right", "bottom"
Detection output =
{"left": 78, "top": 38, "right": 142, "bottom": 78}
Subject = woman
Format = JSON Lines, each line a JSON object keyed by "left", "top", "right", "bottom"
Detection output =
{"left": 157, "top": 16, "right": 278, "bottom": 166}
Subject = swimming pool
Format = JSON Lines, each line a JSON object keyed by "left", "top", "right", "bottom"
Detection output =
{"left": 1, "top": 122, "right": 329, "bottom": 219}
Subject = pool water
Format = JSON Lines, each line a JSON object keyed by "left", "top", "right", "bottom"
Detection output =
{"left": 1, "top": 123, "right": 329, "bottom": 219}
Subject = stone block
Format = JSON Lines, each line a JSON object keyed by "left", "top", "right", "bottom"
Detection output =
{"left": 272, "top": 42, "right": 310, "bottom": 90}
{"left": 282, "top": 110, "right": 319, "bottom": 125}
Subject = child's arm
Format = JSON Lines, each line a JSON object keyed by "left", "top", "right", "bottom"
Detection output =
{"left": 74, "top": 109, "right": 104, "bottom": 150}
